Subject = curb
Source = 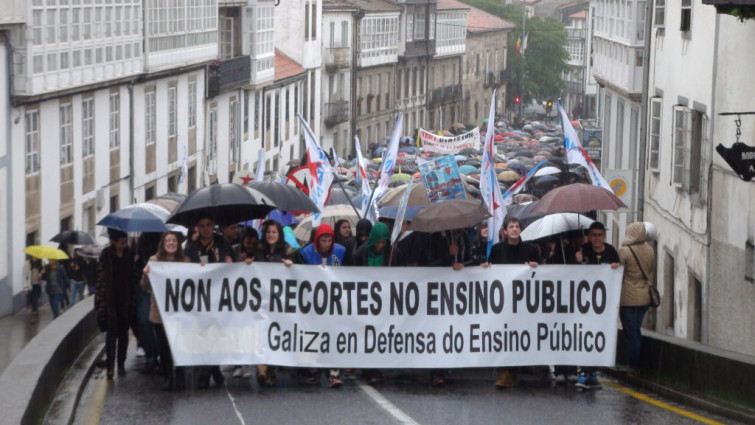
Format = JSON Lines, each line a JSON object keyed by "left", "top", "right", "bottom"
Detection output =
{"left": 604, "top": 368, "right": 755, "bottom": 424}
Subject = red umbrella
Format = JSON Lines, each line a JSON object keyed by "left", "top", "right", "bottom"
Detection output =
{"left": 494, "top": 134, "right": 505, "bottom": 141}
{"left": 533, "top": 183, "right": 626, "bottom": 214}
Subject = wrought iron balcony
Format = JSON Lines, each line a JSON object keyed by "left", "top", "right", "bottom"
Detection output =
{"left": 429, "top": 85, "right": 462, "bottom": 107}
{"left": 325, "top": 47, "right": 350, "bottom": 73}
{"left": 324, "top": 100, "right": 350, "bottom": 127}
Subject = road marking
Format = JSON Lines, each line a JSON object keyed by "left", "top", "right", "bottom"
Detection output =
{"left": 224, "top": 383, "right": 247, "bottom": 425}
{"left": 604, "top": 381, "right": 726, "bottom": 425}
{"left": 351, "top": 378, "right": 420, "bottom": 425}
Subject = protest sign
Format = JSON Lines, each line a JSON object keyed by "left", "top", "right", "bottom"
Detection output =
{"left": 419, "top": 155, "right": 467, "bottom": 203}
{"left": 149, "top": 262, "right": 622, "bottom": 368}
{"left": 419, "top": 128, "right": 480, "bottom": 153}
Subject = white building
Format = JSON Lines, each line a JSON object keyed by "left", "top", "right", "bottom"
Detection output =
{"left": 644, "top": 0, "right": 755, "bottom": 356}
{"left": 0, "top": 0, "right": 305, "bottom": 317}
{"left": 321, "top": 1, "right": 357, "bottom": 159}
{"left": 274, "top": 0, "right": 323, "bottom": 150}
{"left": 590, "top": 0, "right": 646, "bottom": 246}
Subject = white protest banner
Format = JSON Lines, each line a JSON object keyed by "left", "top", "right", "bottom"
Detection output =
{"left": 149, "top": 262, "right": 622, "bottom": 368}
{"left": 419, "top": 128, "right": 481, "bottom": 154}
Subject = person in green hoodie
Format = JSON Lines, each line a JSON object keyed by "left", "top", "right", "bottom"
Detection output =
{"left": 352, "top": 222, "right": 403, "bottom": 267}
{"left": 352, "top": 222, "right": 403, "bottom": 384}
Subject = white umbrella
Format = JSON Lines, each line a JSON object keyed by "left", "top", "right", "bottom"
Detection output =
{"left": 294, "top": 204, "right": 360, "bottom": 242}
{"left": 520, "top": 213, "right": 595, "bottom": 242}
{"left": 534, "top": 166, "right": 561, "bottom": 177}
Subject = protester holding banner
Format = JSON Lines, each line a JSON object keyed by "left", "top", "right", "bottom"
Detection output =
{"left": 234, "top": 226, "right": 259, "bottom": 264}
{"left": 140, "top": 231, "right": 189, "bottom": 390}
{"left": 334, "top": 219, "right": 353, "bottom": 246}
{"left": 483, "top": 217, "right": 540, "bottom": 389}
{"left": 343, "top": 219, "right": 372, "bottom": 266}
{"left": 183, "top": 215, "right": 232, "bottom": 389}
{"left": 251, "top": 219, "right": 294, "bottom": 387}
{"left": 293, "top": 223, "right": 344, "bottom": 388}
{"left": 352, "top": 223, "right": 403, "bottom": 267}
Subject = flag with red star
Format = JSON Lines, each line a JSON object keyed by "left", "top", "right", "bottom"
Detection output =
{"left": 298, "top": 113, "right": 333, "bottom": 226}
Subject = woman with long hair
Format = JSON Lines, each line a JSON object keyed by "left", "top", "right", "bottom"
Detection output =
{"left": 253, "top": 220, "right": 293, "bottom": 386}
{"left": 333, "top": 219, "right": 353, "bottom": 246}
{"left": 141, "top": 231, "right": 189, "bottom": 390}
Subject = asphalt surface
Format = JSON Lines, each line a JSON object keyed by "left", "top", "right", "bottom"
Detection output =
{"left": 78, "top": 341, "right": 743, "bottom": 425}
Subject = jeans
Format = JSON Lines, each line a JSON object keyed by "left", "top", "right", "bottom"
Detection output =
{"left": 136, "top": 291, "right": 157, "bottom": 361}
{"left": 29, "top": 284, "right": 42, "bottom": 312}
{"left": 70, "top": 280, "right": 86, "bottom": 305}
{"left": 619, "top": 306, "right": 649, "bottom": 371}
{"left": 106, "top": 315, "right": 130, "bottom": 373}
{"left": 49, "top": 293, "right": 64, "bottom": 318}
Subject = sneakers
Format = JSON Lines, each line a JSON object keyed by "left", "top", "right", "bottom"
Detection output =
{"left": 554, "top": 373, "right": 566, "bottom": 383}
{"left": 567, "top": 373, "right": 579, "bottom": 382}
{"left": 241, "top": 365, "right": 253, "bottom": 378}
{"left": 136, "top": 347, "right": 145, "bottom": 357}
{"left": 575, "top": 372, "right": 602, "bottom": 390}
{"left": 327, "top": 376, "right": 343, "bottom": 389}
{"left": 494, "top": 369, "right": 515, "bottom": 389}
{"left": 232, "top": 367, "right": 243, "bottom": 378}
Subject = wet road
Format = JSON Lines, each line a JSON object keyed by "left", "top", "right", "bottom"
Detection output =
{"left": 0, "top": 305, "right": 54, "bottom": 375}
{"left": 79, "top": 343, "right": 741, "bottom": 425}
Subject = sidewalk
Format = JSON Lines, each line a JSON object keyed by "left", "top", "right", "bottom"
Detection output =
{"left": 0, "top": 304, "right": 56, "bottom": 375}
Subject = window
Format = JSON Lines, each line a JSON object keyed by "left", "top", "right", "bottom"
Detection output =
{"left": 688, "top": 273, "right": 702, "bottom": 342}
{"left": 341, "top": 21, "right": 348, "bottom": 47}
{"left": 60, "top": 102, "right": 73, "bottom": 166}
{"left": 671, "top": 106, "right": 706, "bottom": 192}
{"left": 274, "top": 92, "right": 280, "bottom": 146}
{"left": 649, "top": 97, "right": 661, "bottom": 170}
{"left": 255, "top": 6, "right": 274, "bottom": 61}
{"left": 254, "top": 91, "right": 260, "bottom": 138}
{"left": 680, "top": 0, "right": 691, "bottom": 32}
{"left": 654, "top": 0, "right": 665, "bottom": 27}
{"left": 168, "top": 86, "right": 177, "bottom": 139}
{"left": 414, "top": 11, "right": 426, "bottom": 40}
{"left": 145, "top": 185, "right": 155, "bottom": 201}
{"left": 188, "top": 80, "right": 197, "bottom": 128}
{"left": 406, "top": 14, "right": 413, "bottom": 42}
{"left": 244, "top": 90, "right": 250, "bottom": 135}
{"left": 429, "top": 12, "right": 435, "bottom": 39}
{"left": 110, "top": 195, "right": 119, "bottom": 213}
{"left": 230, "top": 98, "right": 239, "bottom": 163}
{"left": 146, "top": 90, "right": 156, "bottom": 145}
{"left": 208, "top": 107, "right": 218, "bottom": 174}
{"left": 26, "top": 110, "right": 40, "bottom": 176}
{"left": 637, "top": 1, "right": 646, "bottom": 42}
{"left": 82, "top": 97, "right": 94, "bottom": 158}
{"left": 220, "top": 17, "right": 233, "bottom": 59}
{"left": 304, "top": 1, "right": 317, "bottom": 41}
{"left": 615, "top": 101, "right": 624, "bottom": 167}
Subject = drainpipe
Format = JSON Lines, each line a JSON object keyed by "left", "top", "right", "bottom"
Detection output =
{"left": 636, "top": 0, "right": 653, "bottom": 222}
{"left": 128, "top": 82, "right": 135, "bottom": 203}
{"left": 350, "top": 8, "right": 363, "bottom": 157}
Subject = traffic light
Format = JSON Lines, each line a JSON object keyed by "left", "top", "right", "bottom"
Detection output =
{"left": 514, "top": 95, "right": 521, "bottom": 104}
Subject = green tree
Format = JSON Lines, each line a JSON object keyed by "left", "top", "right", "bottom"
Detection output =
{"left": 462, "top": 0, "right": 569, "bottom": 104}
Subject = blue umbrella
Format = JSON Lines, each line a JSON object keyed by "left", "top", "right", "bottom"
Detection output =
{"left": 459, "top": 165, "right": 477, "bottom": 175}
{"left": 267, "top": 209, "right": 299, "bottom": 226}
{"left": 97, "top": 203, "right": 169, "bottom": 232}
{"left": 379, "top": 205, "right": 424, "bottom": 221}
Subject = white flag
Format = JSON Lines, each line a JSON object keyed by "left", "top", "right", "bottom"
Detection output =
{"left": 255, "top": 148, "right": 265, "bottom": 182}
{"left": 558, "top": 102, "right": 611, "bottom": 190}
{"left": 354, "top": 137, "right": 371, "bottom": 218}
{"left": 368, "top": 112, "right": 403, "bottom": 217}
{"left": 298, "top": 113, "right": 334, "bottom": 227}
{"left": 480, "top": 90, "right": 506, "bottom": 254}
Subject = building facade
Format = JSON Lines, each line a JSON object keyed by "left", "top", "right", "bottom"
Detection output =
{"left": 643, "top": 0, "right": 755, "bottom": 356}
{"left": 462, "top": 5, "right": 515, "bottom": 125}
{"left": 429, "top": 0, "right": 468, "bottom": 131}
{"left": 590, "top": 0, "right": 646, "bottom": 246}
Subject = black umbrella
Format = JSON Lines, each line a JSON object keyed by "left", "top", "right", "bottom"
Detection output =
{"left": 506, "top": 201, "right": 545, "bottom": 230}
{"left": 167, "top": 183, "right": 276, "bottom": 227}
{"left": 459, "top": 148, "right": 480, "bottom": 156}
{"left": 247, "top": 180, "right": 318, "bottom": 213}
{"left": 51, "top": 230, "right": 96, "bottom": 245}
{"left": 326, "top": 185, "right": 358, "bottom": 206}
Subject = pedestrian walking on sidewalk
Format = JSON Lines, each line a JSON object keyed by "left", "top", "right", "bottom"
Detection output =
{"left": 45, "top": 259, "right": 71, "bottom": 319}
{"left": 96, "top": 228, "right": 137, "bottom": 380}
{"left": 23, "top": 256, "right": 45, "bottom": 324}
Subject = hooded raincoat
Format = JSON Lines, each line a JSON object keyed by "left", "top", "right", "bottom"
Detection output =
{"left": 618, "top": 222, "right": 654, "bottom": 307}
